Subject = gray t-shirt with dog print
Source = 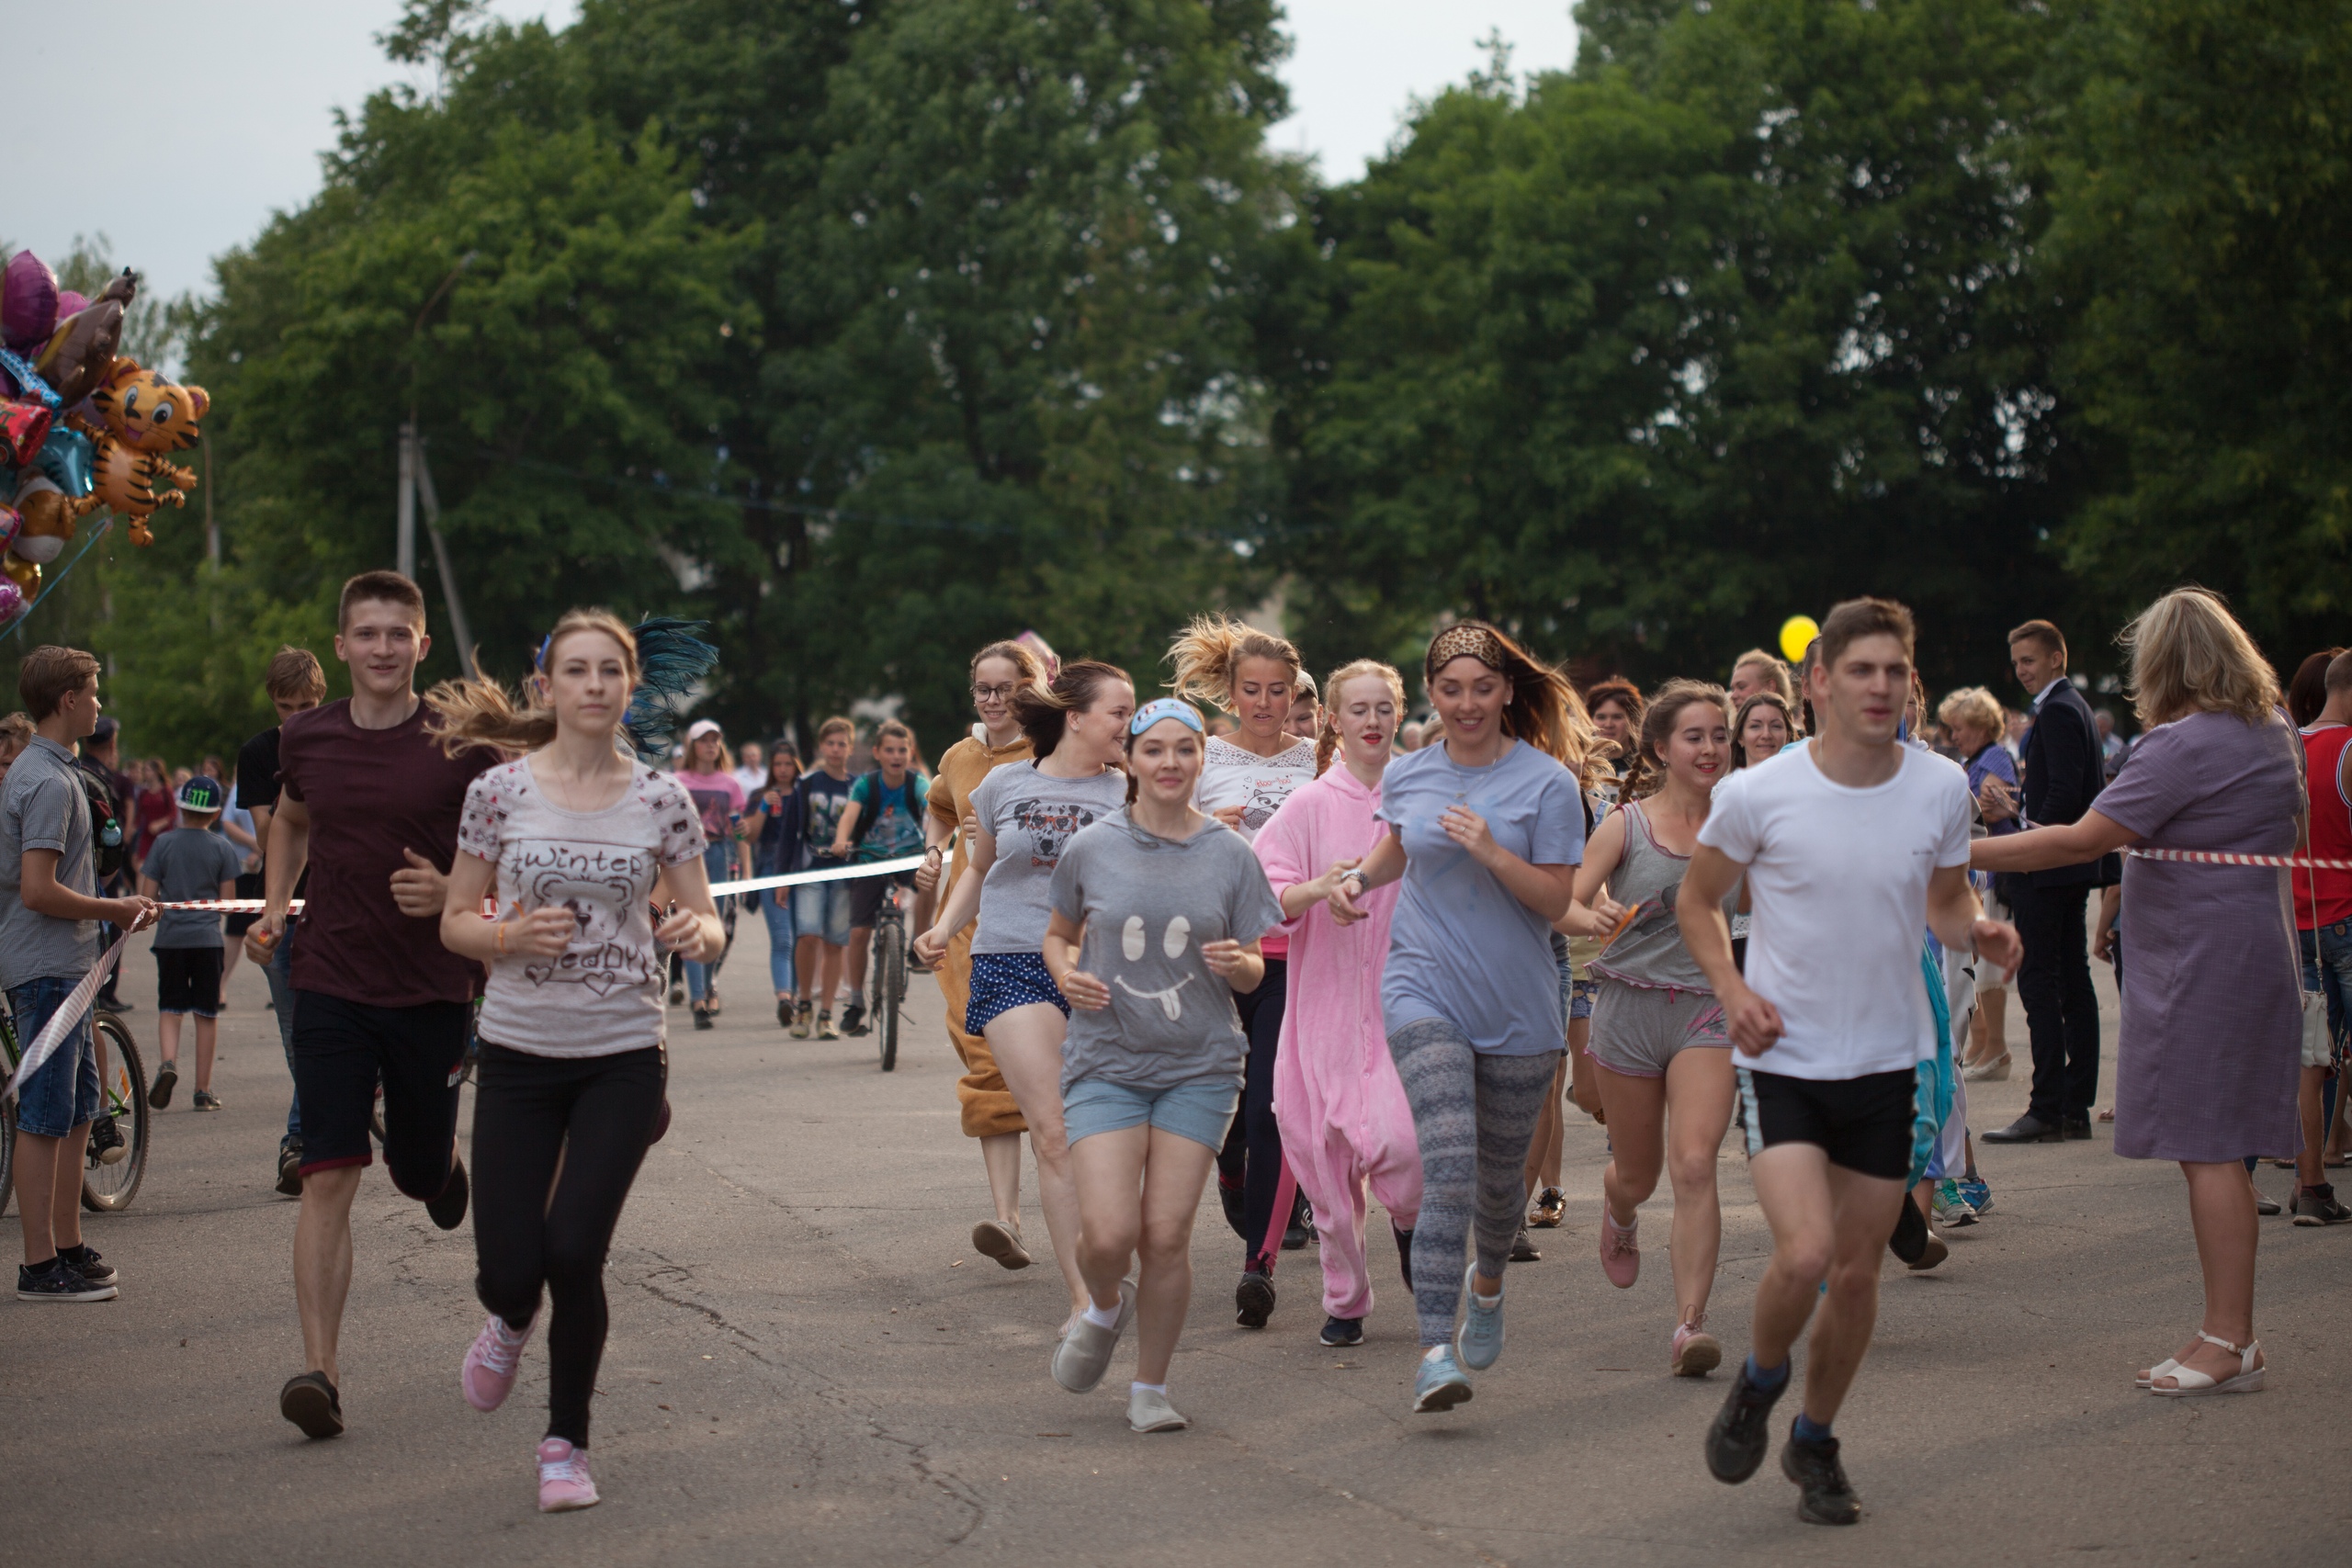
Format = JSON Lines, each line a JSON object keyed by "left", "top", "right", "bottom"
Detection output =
{"left": 966, "top": 761, "right": 1129, "bottom": 954}
{"left": 1048, "top": 810, "right": 1285, "bottom": 1095}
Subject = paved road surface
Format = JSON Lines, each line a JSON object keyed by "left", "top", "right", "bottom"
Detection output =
{"left": 4, "top": 930, "right": 2346, "bottom": 1566}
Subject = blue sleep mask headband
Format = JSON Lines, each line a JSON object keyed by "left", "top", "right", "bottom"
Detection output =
{"left": 1129, "top": 697, "right": 1205, "bottom": 737}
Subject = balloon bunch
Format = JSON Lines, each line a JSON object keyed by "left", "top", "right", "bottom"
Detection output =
{"left": 0, "top": 249, "right": 208, "bottom": 624}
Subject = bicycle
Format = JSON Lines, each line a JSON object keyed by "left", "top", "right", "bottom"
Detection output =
{"left": 866, "top": 878, "right": 910, "bottom": 1073}
{"left": 1, "top": 1000, "right": 151, "bottom": 1215}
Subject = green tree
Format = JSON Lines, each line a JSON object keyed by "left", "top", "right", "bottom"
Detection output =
{"left": 2046, "top": 0, "right": 2352, "bottom": 657}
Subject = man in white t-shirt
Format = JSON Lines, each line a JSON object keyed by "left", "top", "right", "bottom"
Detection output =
{"left": 1678, "top": 596, "right": 2019, "bottom": 1527}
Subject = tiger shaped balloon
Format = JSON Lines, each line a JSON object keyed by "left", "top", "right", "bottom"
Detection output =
{"left": 89, "top": 357, "right": 208, "bottom": 455}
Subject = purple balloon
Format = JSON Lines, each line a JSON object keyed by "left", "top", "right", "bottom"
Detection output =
{"left": 0, "top": 575, "right": 24, "bottom": 623}
{"left": 2, "top": 252, "right": 60, "bottom": 354}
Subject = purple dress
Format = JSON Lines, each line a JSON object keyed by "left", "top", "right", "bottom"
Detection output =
{"left": 2096, "top": 711, "right": 2303, "bottom": 1162}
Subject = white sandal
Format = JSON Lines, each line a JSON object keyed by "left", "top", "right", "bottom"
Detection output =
{"left": 2150, "top": 1332, "right": 2264, "bottom": 1397}
{"left": 2133, "top": 1357, "right": 2179, "bottom": 1391}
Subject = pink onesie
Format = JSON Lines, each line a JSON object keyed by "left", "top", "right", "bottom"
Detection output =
{"left": 1253, "top": 764, "right": 1424, "bottom": 1321}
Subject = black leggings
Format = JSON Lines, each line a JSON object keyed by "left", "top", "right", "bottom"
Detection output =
{"left": 1216, "top": 958, "right": 1288, "bottom": 1272}
{"left": 471, "top": 1042, "right": 666, "bottom": 1449}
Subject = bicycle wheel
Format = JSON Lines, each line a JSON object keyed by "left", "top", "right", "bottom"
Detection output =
{"left": 875, "top": 919, "right": 904, "bottom": 1073}
{"left": 83, "top": 1012, "right": 148, "bottom": 1213}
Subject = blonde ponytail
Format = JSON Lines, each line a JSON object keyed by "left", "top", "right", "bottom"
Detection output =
{"left": 1164, "top": 613, "right": 1300, "bottom": 711}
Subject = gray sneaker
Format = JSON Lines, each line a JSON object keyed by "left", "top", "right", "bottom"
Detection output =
{"left": 1128, "top": 1385, "right": 1188, "bottom": 1432}
{"left": 1051, "top": 1280, "right": 1135, "bottom": 1393}
{"left": 1455, "top": 1261, "right": 1504, "bottom": 1371}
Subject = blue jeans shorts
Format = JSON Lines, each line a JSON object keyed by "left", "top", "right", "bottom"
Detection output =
{"left": 2300, "top": 919, "right": 2352, "bottom": 1067}
{"left": 792, "top": 874, "right": 854, "bottom": 947}
{"left": 1064, "top": 1075, "right": 1240, "bottom": 1154}
{"left": 7, "top": 975, "right": 100, "bottom": 1138}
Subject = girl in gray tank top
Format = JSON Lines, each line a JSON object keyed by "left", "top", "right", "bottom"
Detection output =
{"left": 1562, "top": 681, "right": 1740, "bottom": 1379}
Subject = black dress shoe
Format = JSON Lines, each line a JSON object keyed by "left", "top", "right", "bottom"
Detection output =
{"left": 1982, "top": 1113, "right": 2064, "bottom": 1145}
{"left": 2063, "top": 1117, "right": 2093, "bottom": 1140}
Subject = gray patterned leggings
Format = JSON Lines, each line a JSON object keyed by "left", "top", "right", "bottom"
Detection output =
{"left": 1388, "top": 1017, "right": 1565, "bottom": 1348}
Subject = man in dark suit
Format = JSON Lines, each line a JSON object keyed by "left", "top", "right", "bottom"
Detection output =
{"left": 1982, "top": 620, "right": 2106, "bottom": 1143}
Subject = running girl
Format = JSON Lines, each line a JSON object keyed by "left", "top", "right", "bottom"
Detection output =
{"left": 1252, "top": 661, "right": 1423, "bottom": 1348}
{"left": 916, "top": 640, "right": 1045, "bottom": 1269}
{"left": 914, "top": 661, "right": 1136, "bottom": 1334}
{"left": 1329, "top": 622, "right": 1590, "bottom": 1414}
{"left": 1043, "top": 699, "right": 1283, "bottom": 1431}
{"left": 1165, "top": 613, "right": 1317, "bottom": 1328}
{"left": 429, "top": 609, "right": 726, "bottom": 1514}
{"left": 1569, "top": 680, "right": 1739, "bottom": 1377}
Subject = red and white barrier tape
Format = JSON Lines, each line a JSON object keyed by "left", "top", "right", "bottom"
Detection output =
{"left": 141, "top": 852, "right": 930, "bottom": 914}
{"left": 2125, "top": 847, "right": 2352, "bottom": 872}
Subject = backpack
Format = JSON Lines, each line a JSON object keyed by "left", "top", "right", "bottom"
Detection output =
{"left": 74, "top": 760, "right": 129, "bottom": 880}
{"left": 854, "top": 770, "right": 923, "bottom": 850}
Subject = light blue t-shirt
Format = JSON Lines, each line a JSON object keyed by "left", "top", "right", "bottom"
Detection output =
{"left": 1375, "top": 739, "right": 1587, "bottom": 1054}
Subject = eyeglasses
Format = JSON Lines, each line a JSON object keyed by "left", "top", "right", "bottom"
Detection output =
{"left": 972, "top": 683, "right": 1020, "bottom": 703}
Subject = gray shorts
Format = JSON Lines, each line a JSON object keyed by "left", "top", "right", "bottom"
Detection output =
{"left": 1588, "top": 979, "right": 1728, "bottom": 1078}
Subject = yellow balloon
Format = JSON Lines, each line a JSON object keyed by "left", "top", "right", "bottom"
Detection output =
{"left": 1778, "top": 615, "right": 1820, "bottom": 665}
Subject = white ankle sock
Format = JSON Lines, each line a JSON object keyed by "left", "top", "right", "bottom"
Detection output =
{"left": 1130, "top": 1381, "right": 1167, "bottom": 1397}
{"left": 1081, "top": 1300, "right": 1122, "bottom": 1330}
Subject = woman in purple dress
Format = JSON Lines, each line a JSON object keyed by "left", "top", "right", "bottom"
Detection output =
{"left": 1974, "top": 588, "right": 2302, "bottom": 1399}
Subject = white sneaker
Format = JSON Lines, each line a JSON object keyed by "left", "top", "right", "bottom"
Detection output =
{"left": 1128, "top": 1386, "right": 1188, "bottom": 1432}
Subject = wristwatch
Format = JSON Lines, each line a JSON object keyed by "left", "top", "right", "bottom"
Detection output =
{"left": 1339, "top": 869, "right": 1368, "bottom": 898}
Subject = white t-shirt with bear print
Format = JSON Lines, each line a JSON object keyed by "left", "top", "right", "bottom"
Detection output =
{"left": 457, "top": 757, "right": 707, "bottom": 1058}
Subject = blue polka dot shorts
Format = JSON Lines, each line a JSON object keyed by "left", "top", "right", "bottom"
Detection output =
{"left": 966, "top": 952, "right": 1069, "bottom": 1035}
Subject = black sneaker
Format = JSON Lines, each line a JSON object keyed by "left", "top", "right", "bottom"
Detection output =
{"left": 777, "top": 998, "right": 793, "bottom": 1028}
{"left": 96, "top": 990, "right": 131, "bottom": 1013}
{"left": 149, "top": 1059, "right": 178, "bottom": 1110}
{"left": 1888, "top": 1192, "right": 1928, "bottom": 1263}
{"left": 1283, "top": 1190, "right": 1313, "bottom": 1250}
{"left": 1393, "top": 1224, "right": 1415, "bottom": 1292}
{"left": 276, "top": 1144, "right": 305, "bottom": 1198}
{"left": 425, "top": 1155, "right": 470, "bottom": 1231}
{"left": 841, "top": 1000, "right": 870, "bottom": 1037}
{"left": 1705, "top": 1359, "right": 1789, "bottom": 1483}
{"left": 1781, "top": 1429, "right": 1861, "bottom": 1525}
{"left": 1235, "top": 1269, "right": 1276, "bottom": 1329}
{"left": 279, "top": 1371, "right": 345, "bottom": 1438}
{"left": 1318, "top": 1314, "right": 1364, "bottom": 1348}
{"left": 693, "top": 1008, "right": 715, "bottom": 1031}
{"left": 193, "top": 1089, "right": 223, "bottom": 1112}
{"left": 1216, "top": 1175, "right": 1247, "bottom": 1240}
{"left": 17, "top": 1258, "right": 117, "bottom": 1303}
{"left": 87, "top": 1114, "right": 127, "bottom": 1166}
{"left": 2292, "top": 1184, "right": 2352, "bottom": 1225}
{"left": 56, "top": 1244, "right": 116, "bottom": 1286}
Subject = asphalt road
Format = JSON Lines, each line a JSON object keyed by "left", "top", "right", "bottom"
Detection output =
{"left": 4, "top": 929, "right": 2346, "bottom": 1566}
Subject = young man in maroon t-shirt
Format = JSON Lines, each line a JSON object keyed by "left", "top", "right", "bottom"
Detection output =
{"left": 251, "top": 571, "right": 496, "bottom": 1439}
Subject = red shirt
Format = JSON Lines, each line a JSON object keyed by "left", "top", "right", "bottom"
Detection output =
{"left": 2295, "top": 724, "right": 2352, "bottom": 929}
{"left": 278, "top": 697, "right": 498, "bottom": 1007}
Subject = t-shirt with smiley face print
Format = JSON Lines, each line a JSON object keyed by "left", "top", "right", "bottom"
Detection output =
{"left": 457, "top": 758, "right": 707, "bottom": 1058}
{"left": 1048, "top": 809, "right": 1285, "bottom": 1096}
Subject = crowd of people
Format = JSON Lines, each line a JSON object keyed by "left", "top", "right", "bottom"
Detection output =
{"left": 2, "top": 569, "right": 2343, "bottom": 1528}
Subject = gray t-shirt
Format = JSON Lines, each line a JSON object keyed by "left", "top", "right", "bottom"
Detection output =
{"left": 1375, "top": 739, "right": 1587, "bottom": 1054}
{"left": 0, "top": 736, "right": 99, "bottom": 987}
{"left": 142, "top": 828, "right": 244, "bottom": 949}
{"left": 966, "top": 761, "right": 1129, "bottom": 954}
{"left": 1048, "top": 810, "right": 1285, "bottom": 1095}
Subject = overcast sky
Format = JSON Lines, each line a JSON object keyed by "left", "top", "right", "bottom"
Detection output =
{"left": 9, "top": 1, "right": 1577, "bottom": 305}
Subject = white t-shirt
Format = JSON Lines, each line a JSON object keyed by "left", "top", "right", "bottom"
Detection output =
{"left": 457, "top": 758, "right": 707, "bottom": 1058}
{"left": 1193, "top": 734, "right": 1317, "bottom": 843}
{"left": 1696, "top": 741, "right": 1972, "bottom": 1081}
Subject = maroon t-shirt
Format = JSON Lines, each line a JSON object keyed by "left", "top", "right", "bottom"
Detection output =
{"left": 277, "top": 697, "right": 498, "bottom": 1008}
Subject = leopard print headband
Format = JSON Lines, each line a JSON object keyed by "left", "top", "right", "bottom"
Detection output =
{"left": 1425, "top": 624, "right": 1510, "bottom": 683}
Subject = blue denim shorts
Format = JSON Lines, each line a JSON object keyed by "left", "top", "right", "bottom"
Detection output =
{"left": 1063, "top": 1075, "right": 1240, "bottom": 1153}
{"left": 792, "top": 874, "right": 854, "bottom": 947}
{"left": 8, "top": 976, "right": 100, "bottom": 1138}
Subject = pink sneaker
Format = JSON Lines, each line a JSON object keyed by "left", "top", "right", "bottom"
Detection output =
{"left": 1599, "top": 1210, "right": 1640, "bottom": 1289}
{"left": 537, "top": 1438, "right": 600, "bottom": 1512}
{"left": 462, "top": 1313, "right": 536, "bottom": 1412}
{"left": 1670, "top": 1319, "right": 1721, "bottom": 1377}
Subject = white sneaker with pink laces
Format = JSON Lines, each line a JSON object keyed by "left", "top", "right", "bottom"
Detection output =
{"left": 537, "top": 1438, "right": 600, "bottom": 1512}
{"left": 462, "top": 1314, "right": 536, "bottom": 1412}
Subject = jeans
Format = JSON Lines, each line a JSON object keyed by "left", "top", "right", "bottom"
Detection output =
{"left": 684, "top": 843, "right": 735, "bottom": 1003}
{"left": 264, "top": 921, "right": 300, "bottom": 1145}
{"left": 6, "top": 975, "right": 99, "bottom": 1139}
{"left": 2301, "top": 921, "right": 2352, "bottom": 1133}
{"left": 2010, "top": 879, "right": 2100, "bottom": 1123}
{"left": 759, "top": 886, "right": 797, "bottom": 994}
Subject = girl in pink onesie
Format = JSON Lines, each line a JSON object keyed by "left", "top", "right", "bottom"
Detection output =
{"left": 1252, "top": 661, "right": 1425, "bottom": 1348}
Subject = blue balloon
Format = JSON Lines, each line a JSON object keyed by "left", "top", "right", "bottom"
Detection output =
{"left": 33, "top": 427, "right": 93, "bottom": 498}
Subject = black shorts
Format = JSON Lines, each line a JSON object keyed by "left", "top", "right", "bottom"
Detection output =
{"left": 1735, "top": 1066, "right": 1915, "bottom": 1181}
{"left": 848, "top": 868, "right": 916, "bottom": 929}
{"left": 224, "top": 870, "right": 265, "bottom": 936}
{"left": 291, "top": 990, "right": 469, "bottom": 1194}
{"left": 155, "top": 946, "right": 224, "bottom": 1017}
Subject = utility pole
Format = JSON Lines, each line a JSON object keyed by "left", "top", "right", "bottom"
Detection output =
{"left": 396, "top": 420, "right": 418, "bottom": 581}
{"left": 405, "top": 430, "right": 476, "bottom": 674}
